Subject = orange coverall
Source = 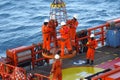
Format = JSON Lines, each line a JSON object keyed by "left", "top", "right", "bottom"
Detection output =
{"left": 86, "top": 39, "right": 97, "bottom": 60}
{"left": 51, "top": 59, "right": 62, "bottom": 80}
{"left": 48, "top": 19, "right": 58, "bottom": 47}
{"left": 59, "top": 25, "right": 72, "bottom": 56}
{"left": 66, "top": 19, "right": 78, "bottom": 46}
{"left": 42, "top": 25, "right": 51, "bottom": 52}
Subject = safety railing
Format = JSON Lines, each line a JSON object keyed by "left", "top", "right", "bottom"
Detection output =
{"left": 76, "top": 18, "right": 120, "bottom": 49}
{"left": 76, "top": 24, "right": 108, "bottom": 47}
{"left": 0, "top": 62, "right": 27, "bottom": 80}
{"left": 6, "top": 43, "right": 47, "bottom": 69}
{"left": 34, "top": 73, "right": 50, "bottom": 80}
{"left": 32, "top": 43, "right": 47, "bottom": 69}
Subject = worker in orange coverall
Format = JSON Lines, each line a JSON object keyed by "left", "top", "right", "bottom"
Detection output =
{"left": 86, "top": 34, "right": 97, "bottom": 65}
{"left": 59, "top": 21, "right": 72, "bottom": 57}
{"left": 66, "top": 14, "right": 78, "bottom": 49}
{"left": 48, "top": 15, "right": 58, "bottom": 47}
{"left": 42, "top": 19, "right": 51, "bottom": 54}
{"left": 51, "top": 54, "right": 62, "bottom": 80}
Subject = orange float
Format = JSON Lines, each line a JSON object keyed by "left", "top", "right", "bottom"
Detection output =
{"left": 42, "top": 50, "right": 76, "bottom": 59}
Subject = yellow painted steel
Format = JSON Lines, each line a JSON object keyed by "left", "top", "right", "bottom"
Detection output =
{"left": 105, "top": 52, "right": 110, "bottom": 54}
{"left": 50, "top": 3, "right": 66, "bottom": 8}
{"left": 50, "top": 66, "right": 103, "bottom": 80}
{"left": 115, "top": 57, "right": 119, "bottom": 59}
{"left": 113, "top": 54, "right": 118, "bottom": 56}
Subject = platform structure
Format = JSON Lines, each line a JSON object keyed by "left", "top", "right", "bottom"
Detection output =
{"left": 27, "top": 46, "right": 120, "bottom": 78}
{"left": 42, "top": 47, "right": 76, "bottom": 59}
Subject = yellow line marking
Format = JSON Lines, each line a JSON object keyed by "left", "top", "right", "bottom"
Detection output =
{"left": 108, "top": 60, "right": 112, "bottom": 62}
{"left": 95, "top": 65, "right": 98, "bottom": 67}
{"left": 113, "top": 54, "right": 118, "bottom": 56}
{"left": 101, "top": 62, "right": 105, "bottom": 64}
{"left": 105, "top": 52, "right": 110, "bottom": 54}
{"left": 96, "top": 51, "right": 102, "bottom": 53}
{"left": 115, "top": 57, "right": 119, "bottom": 59}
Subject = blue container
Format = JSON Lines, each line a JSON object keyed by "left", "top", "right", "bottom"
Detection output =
{"left": 106, "top": 30, "right": 120, "bottom": 48}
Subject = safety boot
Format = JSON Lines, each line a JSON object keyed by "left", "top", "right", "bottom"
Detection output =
{"left": 85, "top": 59, "right": 89, "bottom": 64}
{"left": 90, "top": 60, "right": 94, "bottom": 65}
{"left": 72, "top": 46, "right": 76, "bottom": 51}
{"left": 57, "top": 50, "right": 61, "bottom": 55}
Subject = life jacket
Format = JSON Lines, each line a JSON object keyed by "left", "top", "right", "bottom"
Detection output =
{"left": 53, "top": 60, "right": 62, "bottom": 74}
{"left": 86, "top": 39, "right": 97, "bottom": 49}
{"left": 59, "top": 25, "right": 70, "bottom": 39}
{"left": 42, "top": 25, "right": 51, "bottom": 34}
{"left": 71, "top": 19, "right": 78, "bottom": 28}
{"left": 48, "top": 19, "right": 58, "bottom": 30}
{"left": 60, "top": 25, "right": 69, "bottom": 35}
{"left": 63, "top": 26, "right": 69, "bottom": 34}
{"left": 66, "top": 20, "right": 73, "bottom": 27}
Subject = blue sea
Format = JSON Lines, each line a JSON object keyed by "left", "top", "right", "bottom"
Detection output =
{"left": 0, "top": 0, "right": 120, "bottom": 56}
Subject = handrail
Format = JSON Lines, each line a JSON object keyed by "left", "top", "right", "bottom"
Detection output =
{"left": 34, "top": 73, "right": 50, "bottom": 80}
{"left": 91, "top": 67, "right": 120, "bottom": 80}
{"left": 0, "top": 62, "right": 27, "bottom": 80}
{"left": 76, "top": 18, "right": 120, "bottom": 53}
{"left": 76, "top": 23, "right": 107, "bottom": 47}
{"left": 32, "top": 43, "right": 46, "bottom": 69}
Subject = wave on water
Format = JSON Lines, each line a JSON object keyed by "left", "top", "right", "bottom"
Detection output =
{"left": 0, "top": 0, "right": 120, "bottom": 56}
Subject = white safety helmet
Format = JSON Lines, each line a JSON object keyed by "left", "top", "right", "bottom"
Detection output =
{"left": 44, "top": 19, "right": 49, "bottom": 23}
{"left": 54, "top": 54, "right": 60, "bottom": 59}
{"left": 50, "top": 15, "right": 56, "bottom": 20}
{"left": 90, "top": 34, "right": 95, "bottom": 38}
{"left": 61, "top": 21, "right": 66, "bottom": 26}
{"left": 73, "top": 14, "right": 78, "bottom": 19}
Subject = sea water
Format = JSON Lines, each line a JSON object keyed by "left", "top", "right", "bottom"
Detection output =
{"left": 0, "top": 0, "right": 120, "bottom": 56}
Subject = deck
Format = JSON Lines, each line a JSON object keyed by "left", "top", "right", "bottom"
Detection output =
{"left": 27, "top": 46, "right": 120, "bottom": 76}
